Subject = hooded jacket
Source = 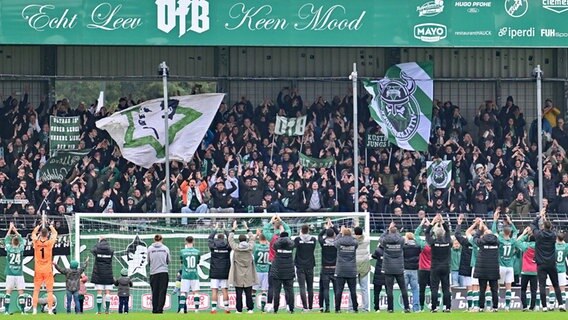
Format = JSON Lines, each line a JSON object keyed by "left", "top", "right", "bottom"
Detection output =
{"left": 530, "top": 216, "right": 557, "bottom": 266}
{"left": 380, "top": 231, "right": 406, "bottom": 275}
{"left": 473, "top": 233, "right": 500, "bottom": 280}
{"left": 425, "top": 223, "right": 451, "bottom": 271}
{"left": 372, "top": 246, "right": 385, "bottom": 285}
{"left": 91, "top": 239, "right": 114, "bottom": 285}
{"left": 334, "top": 233, "right": 358, "bottom": 278}
{"left": 403, "top": 239, "right": 421, "bottom": 271}
{"left": 318, "top": 227, "right": 339, "bottom": 274}
{"left": 272, "top": 235, "right": 295, "bottom": 280}
{"left": 54, "top": 262, "right": 88, "bottom": 292}
{"left": 355, "top": 233, "right": 371, "bottom": 277}
{"left": 208, "top": 230, "right": 232, "bottom": 279}
{"left": 294, "top": 233, "right": 316, "bottom": 269}
{"left": 454, "top": 224, "right": 473, "bottom": 277}
{"left": 147, "top": 242, "right": 170, "bottom": 275}
{"left": 228, "top": 232, "right": 258, "bottom": 288}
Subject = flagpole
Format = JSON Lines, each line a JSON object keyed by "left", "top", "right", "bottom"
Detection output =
{"left": 270, "top": 134, "right": 276, "bottom": 164}
{"left": 535, "top": 65, "right": 544, "bottom": 214}
{"left": 351, "top": 63, "right": 359, "bottom": 213}
{"left": 160, "top": 61, "right": 171, "bottom": 213}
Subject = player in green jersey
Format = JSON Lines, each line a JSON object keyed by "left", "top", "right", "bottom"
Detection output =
{"left": 547, "top": 232, "right": 568, "bottom": 310}
{"left": 179, "top": 236, "right": 201, "bottom": 314}
{"left": 3, "top": 222, "right": 26, "bottom": 315}
{"left": 253, "top": 231, "right": 270, "bottom": 312}
{"left": 492, "top": 209, "right": 518, "bottom": 311}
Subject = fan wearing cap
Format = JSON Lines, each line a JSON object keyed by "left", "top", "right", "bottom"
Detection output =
{"left": 114, "top": 268, "right": 133, "bottom": 314}
{"left": 275, "top": 180, "right": 304, "bottom": 212}
{"left": 53, "top": 257, "right": 90, "bottom": 314}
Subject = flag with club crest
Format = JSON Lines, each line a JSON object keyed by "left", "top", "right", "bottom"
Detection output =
{"left": 363, "top": 62, "right": 433, "bottom": 151}
{"left": 427, "top": 160, "right": 452, "bottom": 190}
{"left": 96, "top": 94, "right": 224, "bottom": 168}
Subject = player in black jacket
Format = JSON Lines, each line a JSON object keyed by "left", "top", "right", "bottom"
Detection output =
{"left": 208, "top": 225, "right": 232, "bottom": 313}
{"left": 334, "top": 226, "right": 358, "bottom": 313}
{"left": 272, "top": 230, "right": 295, "bottom": 314}
{"left": 372, "top": 245, "right": 385, "bottom": 312}
{"left": 318, "top": 219, "right": 339, "bottom": 313}
{"left": 530, "top": 211, "right": 566, "bottom": 311}
{"left": 455, "top": 214, "right": 474, "bottom": 310}
{"left": 470, "top": 219, "right": 500, "bottom": 312}
{"left": 424, "top": 214, "right": 452, "bottom": 313}
{"left": 294, "top": 224, "right": 316, "bottom": 312}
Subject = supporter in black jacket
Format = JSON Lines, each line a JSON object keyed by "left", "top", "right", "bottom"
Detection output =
{"left": 403, "top": 232, "right": 421, "bottom": 312}
{"left": 276, "top": 181, "right": 304, "bottom": 211}
{"left": 372, "top": 246, "right": 385, "bottom": 312}
{"left": 210, "top": 181, "right": 237, "bottom": 211}
{"left": 318, "top": 220, "right": 339, "bottom": 313}
{"left": 471, "top": 219, "right": 500, "bottom": 311}
{"left": 380, "top": 222, "right": 411, "bottom": 313}
{"left": 208, "top": 227, "right": 232, "bottom": 312}
{"left": 530, "top": 212, "right": 565, "bottom": 310}
{"left": 272, "top": 231, "right": 295, "bottom": 313}
{"left": 91, "top": 237, "right": 114, "bottom": 313}
{"left": 334, "top": 227, "right": 358, "bottom": 313}
{"left": 424, "top": 214, "right": 452, "bottom": 312}
{"left": 294, "top": 224, "right": 316, "bottom": 311}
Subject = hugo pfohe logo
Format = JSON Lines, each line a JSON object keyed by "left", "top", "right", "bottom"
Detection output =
{"left": 542, "top": 0, "right": 568, "bottom": 13}
{"left": 417, "top": 0, "right": 445, "bottom": 17}
{"left": 155, "top": 0, "right": 210, "bottom": 37}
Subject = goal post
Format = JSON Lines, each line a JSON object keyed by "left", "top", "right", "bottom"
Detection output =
{"left": 74, "top": 212, "right": 370, "bottom": 312}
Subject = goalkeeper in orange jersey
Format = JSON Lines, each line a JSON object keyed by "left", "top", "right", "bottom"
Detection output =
{"left": 31, "top": 221, "right": 58, "bottom": 315}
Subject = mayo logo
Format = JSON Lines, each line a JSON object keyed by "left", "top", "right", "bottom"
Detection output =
{"left": 414, "top": 23, "right": 447, "bottom": 42}
{"left": 417, "top": 0, "right": 445, "bottom": 17}
{"left": 543, "top": 0, "right": 568, "bottom": 13}
{"left": 155, "top": 0, "right": 210, "bottom": 37}
{"left": 505, "top": 0, "right": 529, "bottom": 18}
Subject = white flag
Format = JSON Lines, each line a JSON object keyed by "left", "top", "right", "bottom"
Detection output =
{"left": 275, "top": 115, "right": 307, "bottom": 136}
{"left": 95, "top": 91, "right": 105, "bottom": 113}
{"left": 426, "top": 160, "right": 452, "bottom": 190}
{"left": 96, "top": 94, "right": 224, "bottom": 168}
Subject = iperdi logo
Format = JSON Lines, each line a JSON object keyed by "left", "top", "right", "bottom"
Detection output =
{"left": 414, "top": 23, "right": 447, "bottom": 42}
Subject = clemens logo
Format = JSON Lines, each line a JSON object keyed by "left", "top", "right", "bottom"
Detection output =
{"left": 543, "top": 0, "right": 568, "bottom": 13}
{"left": 155, "top": 0, "right": 210, "bottom": 37}
{"left": 417, "top": 0, "right": 445, "bottom": 17}
{"left": 505, "top": 0, "right": 529, "bottom": 18}
{"left": 375, "top": 72, "right": 420, "bottom": 141}
{"left": 414, "top": 23, "right": 447, "bottom": 42}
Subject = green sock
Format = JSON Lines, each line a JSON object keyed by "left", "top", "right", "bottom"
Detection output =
{"left": 194, "top": 296, "right": 200, "bottom": 310}
{"left": 261, "top": 293, "right": 267, "bottom": 311}
{"left": 179, "top": 295, "right": 186, "bottom": 312}
{"left": 18, "top": 295, "right": 25, "bottom": 313}
{"left": 96, "top": 295, "right": 102, "bottom": 313}
{"left": 536, "top": 292, "right": 541, "bottom": 308}
{"left": 252, "top": 294, "right": 256, "bottom": 309}
{"left": 467, "top": 291, "right": 473, "bottom": 309}
{"left": 485, "top": 291, "right": 491, "bottom": 308}
{"left": 563, "top": 292, "right": 567, "bottom": 305}
{"left": 549, "top": 292, "right": 555, "bottom": 307}
{"left": 105, "top": 296, "right": 110, "bottom": 312}
{"left": 473, "top": 291, "right": 479, "bottom": 308}
{"left": 5, "top": 297, "right": 10, "bottom": 313}
{"left": 212, "top": 302, "right": 217, "bottom": 310}
{"left": 506, "top": 290, "right": 511, "bottom": 308}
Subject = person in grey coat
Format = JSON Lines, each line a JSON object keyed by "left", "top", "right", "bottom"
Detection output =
{"left": 114, "top": 268, "right": 133, "bottom": 314}
{"left": 380, "top": 221, "right": 411, "bottom": 313}
{"left": 334, "top": 226, "right": 358, "bottom": 313}
{"left": 228, "top": 221, "right": 258, "bottom": 313}
{"left": 53, "top": 258, "right": 89, "bottom": 314}
{"left": 147, "top": 234, "right": 170, "bottom": 314}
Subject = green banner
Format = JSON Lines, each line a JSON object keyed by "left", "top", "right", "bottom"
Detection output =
{"left": 1, "top": 1, "right": 568, "bottom": 47}
{"left": 366, "top": 133, "right": 389, "bottom": 149}
{"left": 49, "top": 116, "right": 81, "bottom": 157}
{"left": 39, "top": 150, "right": 90, "bottom": 182}
{"left": 299, "top": 152, "right": 335, "bottom": 168}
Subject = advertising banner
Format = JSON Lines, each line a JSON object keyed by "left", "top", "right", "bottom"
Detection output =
{"left": 1, "top": 1, "right": 568, "bottom": 47}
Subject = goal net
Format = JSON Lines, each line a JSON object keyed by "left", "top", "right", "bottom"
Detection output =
{"left": 75, "top": 212, "right": 370, "bottom": 312}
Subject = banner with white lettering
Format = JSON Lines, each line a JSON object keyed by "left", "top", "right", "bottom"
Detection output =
{"left": 275, "top": 115, "right": 307, "bottom": 136}
{"left": 49, "top": 116, "right": 81, "bottom": 156}
{"left": 39, "top": 150, "right": 90, "bottom": 182}
{"left": 299, "top": 152, "right": 335, "bottom": 168}
{"left": 366, "top": 133, "right": 389, "bottom": 148}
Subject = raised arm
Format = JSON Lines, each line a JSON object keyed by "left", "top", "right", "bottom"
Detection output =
{"left": 49, "top": 224, "right": 58, "bottom": 241}
{"left": 31, "top": 224, "right": 41, "bottom": 240}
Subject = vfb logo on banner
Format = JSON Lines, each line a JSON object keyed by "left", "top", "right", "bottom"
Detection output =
{"left": 156, "top": 0, "right": 210, "bottom": 37}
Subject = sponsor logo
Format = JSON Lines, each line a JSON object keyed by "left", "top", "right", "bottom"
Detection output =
{"left": 414, "top": 23, "right": 447, "bottom": 42}
{"left": 505, "top": 0, "right": 529, "bottom": 18}
{"left": 541, "top": 28, "right": 568, "bottom": 37}
{"left": 498, "top": 26, "right": 536, "bottom": 38}
{"left": 455, "top": 1, "right": 493, "bottom": 14}
{"left": 142, "top": 294, "right": 172, "bottom": 310}
{"left": 417, "top": 0, "right": 445, "bottom": 17}
{"left": 454, "top": 30, "right": 492, "bottom": 36}
{"left": 155, "top": 0, "right": 210, "bottom": 37}
{"left": 374, "top": 71, "right": 421, "bottom": 141}
{"left": 542, "top": 0, "right": 568, "bottom": 13}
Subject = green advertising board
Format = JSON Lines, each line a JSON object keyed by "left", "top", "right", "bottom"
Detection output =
{"left": 1, "top": 0, "right": 568, "bottom": 47}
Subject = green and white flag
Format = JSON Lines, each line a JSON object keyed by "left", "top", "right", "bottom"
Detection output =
{"left": 39, "top": 150, "right": 90, "bottom": 182}
{"left": 275, "top": 115, "right": 307, "bottom": 136}
{"left": 96, "top": 94, "right": 224, "bottom": 168}
{"left": 363, "top": 62, "right": 433, "bottom": 151}
{"left": 427, "top": 160, "right": 452, "bottom": 190}
{"left": 299, "top": 152, "right": 335, "bottom": 168}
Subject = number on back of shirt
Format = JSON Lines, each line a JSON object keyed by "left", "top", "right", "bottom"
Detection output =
{"left": 186, "top": 256, "right": 197, "bottom": 269}
{"left": 557, "top": 250, "right": 565, "bottom": 264}
{"left": 256, "top": 252, "right": 269, "bottom": 265}
{"left": 9, "top": 253, "right": 21, "bottom": 265}
{"left": 503, "top": 245, "right": 512, "bottom": 257}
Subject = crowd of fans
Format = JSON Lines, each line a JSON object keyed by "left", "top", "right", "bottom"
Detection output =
{"left": 0, "top": 86, "right": 566, "bottom": 224}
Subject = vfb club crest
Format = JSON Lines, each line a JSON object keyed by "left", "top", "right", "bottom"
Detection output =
{"left": 376, "top": 71, "right": 421, "bottom": 141}
{"left": 432, "top": 162, "right": 450, "bottom": 187}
